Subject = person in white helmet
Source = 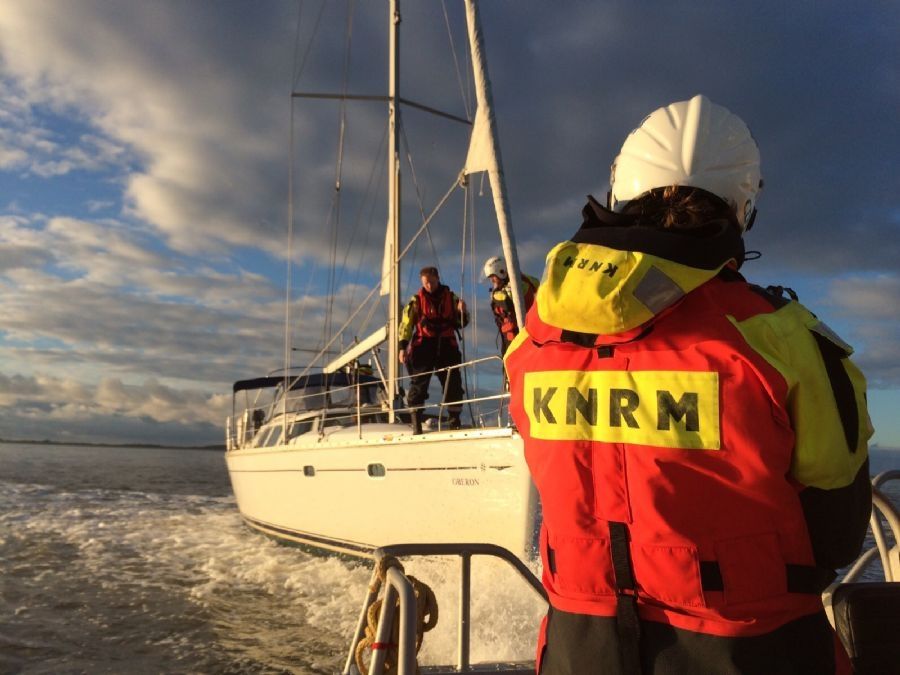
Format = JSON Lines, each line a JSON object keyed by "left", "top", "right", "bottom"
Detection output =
{"left": 482, "top": 256, "right": 539, "bottom": 355}
{"left": 504, "top": 95, "right": 872, "bottom": 674}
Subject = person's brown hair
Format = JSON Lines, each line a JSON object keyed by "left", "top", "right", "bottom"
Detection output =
{"left": 419, "top": 266, "right": 439, "bottom": 278}
{"left": 623, "top": 186, "right": 738, "bottom": 232}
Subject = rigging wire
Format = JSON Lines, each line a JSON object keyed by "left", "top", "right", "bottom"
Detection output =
{"left": 398, "top": 121, "right": 440, "bottom": 294}
{"left": 324, "top": 0, "right": 357, "bottom": 349}
{"left": 468, "top": 175, "right": 480, "bottom": 395}
{"left": 290, "top": 1, "right": 304, "bottom": 88}
{"left": 286, "top": 177, "right": 461, "bottom": 390}
{"left": 441, "top": 0, "right": 472, "bottom": 120}
{"left": 292, "top": 0, "right": 328, "bottom": 89}
{"left": 288, "top": 0, "right": 330, "bottom": 361}
{"left": 322, "top": 191, "right": 341, "bottom": 348}
{"left": 459, "top": 178, "right": 475, "bottom": 425}
{"left": 356, "top": 281, "right": 382, "bottom": 339}
{"left": 285, "top": 97, "right": 296, "bottom": 393}
{"left": 288, "top": 172, "right": 454, "bottom": 387}
{"left": 398, "top": 178, "right": 459, "bottom": 271}
{"left": 340, "top": 121, "right": 390, "bottom": 322}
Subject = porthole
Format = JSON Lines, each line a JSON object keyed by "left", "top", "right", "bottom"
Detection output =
{"left": 367, "top": 463, "right": 386, "bottom": 478}
{"left": 303, "top": 465, "right": 315, "bottom": 477}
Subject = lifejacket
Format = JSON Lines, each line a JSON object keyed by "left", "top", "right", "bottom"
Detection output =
{"left": 491, "top": 274, "right": 538, "bottom": 343}
{"left": 416, "top": 285, "right": 457, "bottom": 342}
{"left": 504, "top": 203, "right": 871, "bottom": 645}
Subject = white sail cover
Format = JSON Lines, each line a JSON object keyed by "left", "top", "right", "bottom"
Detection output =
{"left": 380, "top": 225, "right": 392, "bottom": 296}
{"left": 463, "top": 103, "right": 493, "bottom": 175}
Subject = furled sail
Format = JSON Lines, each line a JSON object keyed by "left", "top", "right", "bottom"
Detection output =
{"left": 463, "top": 103, "right": 492, "bottom": 175}
{"left": 380, "top": 225, "right": 392, "bottom": 296}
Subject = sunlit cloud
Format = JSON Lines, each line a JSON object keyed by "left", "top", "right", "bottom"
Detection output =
{"left": 824, "top": 275, "right": 900, "bottom": 388}
{"left": 0, "top": 0, "right": 897, "bottom": 445}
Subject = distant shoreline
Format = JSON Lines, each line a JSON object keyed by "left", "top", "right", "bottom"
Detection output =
{"left": 0, "top": 438, "right": 225, "bottom": 451}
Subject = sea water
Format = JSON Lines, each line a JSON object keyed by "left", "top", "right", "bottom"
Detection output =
{"left": 1, "top": 443, "right": 897, "bottom": 674}
{"left": 0, "top": 443, "right": 545, "bottom": 673}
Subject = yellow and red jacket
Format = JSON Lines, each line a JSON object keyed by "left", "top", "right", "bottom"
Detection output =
{"left": 505, "top": 215, "right": 872, "bottom": 640}
{"left": 491, "top": 274, "right": 539, "bottom": 343}
{"left": 398, "top": 284, "right": 469, "bottom": 350}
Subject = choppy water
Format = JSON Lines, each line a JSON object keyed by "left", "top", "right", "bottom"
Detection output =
{"left": 1, "top": 444, "right": 897, "bottom": 674}
{"left": 0, "top": 443, "right": 546, "bottom": 674}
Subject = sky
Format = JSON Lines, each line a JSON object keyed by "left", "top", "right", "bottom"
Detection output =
{"left": 0, "top": 0, "right": 897, "bottom": 448}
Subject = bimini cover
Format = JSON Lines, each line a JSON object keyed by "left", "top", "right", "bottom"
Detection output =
{"left": 232, "top": 372, "right": 378, "bottom": 394}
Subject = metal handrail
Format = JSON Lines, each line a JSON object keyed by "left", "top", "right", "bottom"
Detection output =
{"left": 836, "top": 471, "right": 899, "bottom": 584}
{"left": 343, "top": 543, "right": 547, "bottom": 675}
{"left": 228, "top": 355, "right": 510, "bottom": 449}
{"left": 365, "top": 567, "right": 417, "bottom": 675}
{"left": 870, "top": 470, "right": 900, "bottom": 582}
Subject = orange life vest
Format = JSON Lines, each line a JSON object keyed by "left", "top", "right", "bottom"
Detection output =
{"left": 415, "top": 286, "right": 457, "bottom": 343}
{"left": 506, "top": 274, "right": 852, "bottom": 638}
{"left": 491, "top": 275, "right": 538, "bottom": 343}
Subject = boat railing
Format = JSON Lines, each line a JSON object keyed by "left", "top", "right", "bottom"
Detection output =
{"left": 834, "top": 470, "right": 900, "bottom": 585}
{"left": 821, "top": 469, "right": 899, "bottom": 636}
{"left": 227, "top": 355, "right": 511, "bottom": 449}
{"left": 343, "top": 543, "right": 547, "bottom": 675}
{"left": 339, "top": 476, "right": 898, "bottom": 675}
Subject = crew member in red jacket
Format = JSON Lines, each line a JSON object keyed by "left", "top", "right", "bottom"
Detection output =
{"left": 505, "top": 95, "right": 872, "bottom": 674}
{"left": 483, "top": 255, "right": 539, "bottom": 355}
{"left": 399, "top": 266, "right": 469, "bottom": 433}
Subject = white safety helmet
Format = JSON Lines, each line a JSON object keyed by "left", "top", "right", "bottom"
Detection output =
{"left": 609, "top": 94, "right": 762, "bottom": 231}
{"left": 482, "top": 255, "right": 508, "bottom": 281}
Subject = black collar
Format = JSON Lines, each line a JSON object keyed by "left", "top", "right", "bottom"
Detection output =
{"left": 572, "top": 195, "right": 745, "bottom": 271}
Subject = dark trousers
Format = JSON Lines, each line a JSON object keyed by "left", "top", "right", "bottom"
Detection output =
{"left": 406, "top": 337, "right": 464, "bottom": 415}
{"left": 540, "top": 607, "right": 840, "bottom": 675}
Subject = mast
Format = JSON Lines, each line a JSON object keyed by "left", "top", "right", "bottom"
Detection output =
{"left": 386, "top": 0, "right": 401, "bottom": 422}
{"left": 463, "top": 0, "right": 526, "bottom": 329}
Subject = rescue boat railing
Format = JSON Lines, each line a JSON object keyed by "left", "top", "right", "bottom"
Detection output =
{"left": 839, "top": 470, "right": 900, "bottom": 584}
{"left": 342, "top": 543, "right": 547, "bottom": 675}
{"left": 822, "top": 470, "right": 899, "bottom": 631}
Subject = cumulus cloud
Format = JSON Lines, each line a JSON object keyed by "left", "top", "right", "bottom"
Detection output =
{"left": 0, "top": 372, "right": 227, "bottom": 445}
{"left": 0, "top": 1, "right": 897, "bottom": 444}
{"left": 0, "top": 78, "right": 130, "bottom": 177}
{"left": 827, "top": 275, "right": 900, "bottom": 321}
{"left": 0, "top": 1, "right": 297, "bottom": 255}
{"left": 824, "top": 275, "right": 900, "bottom": 388}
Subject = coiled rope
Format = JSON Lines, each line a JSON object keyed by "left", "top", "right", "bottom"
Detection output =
{"left": 355, "top": 555, "right": 439, "bottom": 674}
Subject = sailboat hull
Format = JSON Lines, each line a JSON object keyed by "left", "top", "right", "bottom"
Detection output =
{"left": 225, "top": 425, "right": 539, "bottom": 560}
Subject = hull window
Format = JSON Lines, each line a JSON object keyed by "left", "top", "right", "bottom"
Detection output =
{"left": 367, "top": 463, "right": 386, "bottom": 478}
{"left": 303, "top": 465, "right": 315, "bottom": 477}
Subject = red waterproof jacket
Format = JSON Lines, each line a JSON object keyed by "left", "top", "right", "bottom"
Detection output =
{"left": 398, "top": 284, "right": 468, "bottom": 350}
{"left": 491, "top": 274, "right": 539, "bottom": 343}
{"left": 505, "top": 216, "right": 872, "bottom": 644}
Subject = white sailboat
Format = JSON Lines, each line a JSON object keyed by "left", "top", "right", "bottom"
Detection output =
{"left": 224, "top": 0, "right": 539, "bottom": 561}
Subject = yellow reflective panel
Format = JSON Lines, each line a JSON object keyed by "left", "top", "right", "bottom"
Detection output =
{"left": 535, "top": 241, "right": 722, "bottom": 335}
{"left": 523, "top": 370, "right": 720, "bottom": 450}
